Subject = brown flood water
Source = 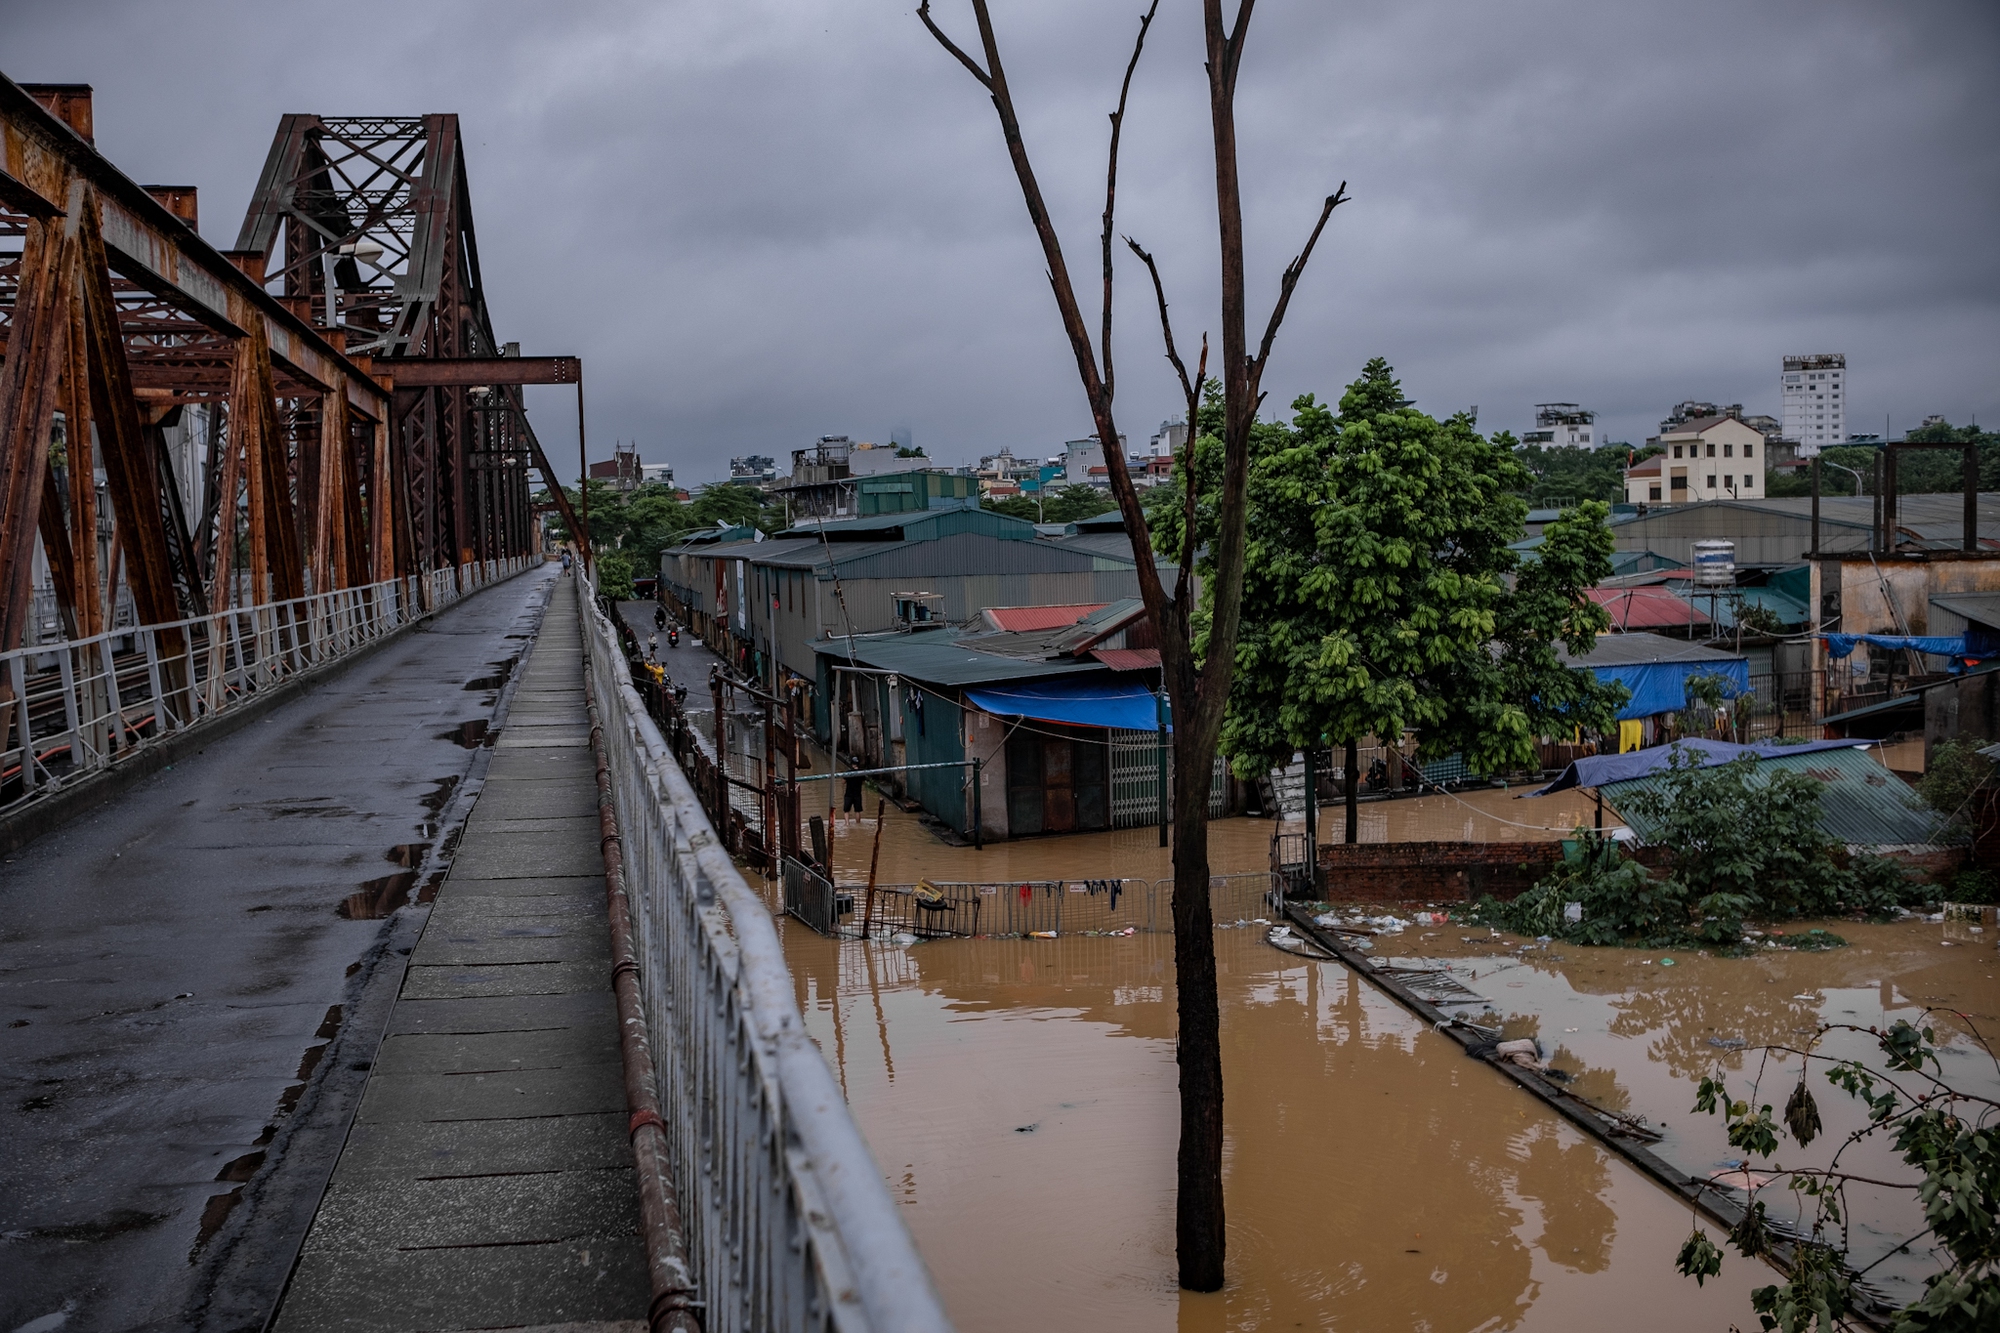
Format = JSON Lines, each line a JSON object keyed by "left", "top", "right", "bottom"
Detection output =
{"left": 763, "top": 795, "right": 1998, "bottom": 1331}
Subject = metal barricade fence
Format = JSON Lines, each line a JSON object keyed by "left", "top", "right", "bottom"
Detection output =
{"left": 781, "top": 864, "right": 1282, "bottom": 941}
{"left": 580, "top": 583, "right": 952, "bottom": 1333}
{"left": 2, "top": 557, "right": 536, "bottom": 816}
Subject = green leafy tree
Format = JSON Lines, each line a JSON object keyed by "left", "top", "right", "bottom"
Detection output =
{"left": 1514, "top": 441, "right": 1657, "bottom": 506}
{"left": 1678, "top": 1016, "right": 1999, "bottom": 1332}
{"left": 687, "top": 483, "right": 764, "bottom": 531}
{"left": 592, "top": 548, "right": 636, "bottom": 600}
{"left": 982, "top": 483, "right": 1119, "bottom": 524}
{"left": 1153, "top": 359, "right": 1624, "bottom": 799}
{"left": 1916, "top": 737, "right": 1995, "bottom": 837}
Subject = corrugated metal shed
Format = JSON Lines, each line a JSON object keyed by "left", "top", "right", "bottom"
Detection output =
{"left": 811, "top": 634, "right": 1109, "bottom": 687}
{"left": 1557, "top": 632, "right": 1743, "bottom": 669}
{"left": 780, "top": 507, "right": 1039, "bottom": 543}
{"left": 1603, "top": 745, "right": 1947, "bottom": 847}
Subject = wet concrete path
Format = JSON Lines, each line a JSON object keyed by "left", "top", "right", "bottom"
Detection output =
{"left": 271, "top": 573, "right": 647, "bottom": 1332}
{"left": 0, "top": 569, "right": 553, "bottom": 1332}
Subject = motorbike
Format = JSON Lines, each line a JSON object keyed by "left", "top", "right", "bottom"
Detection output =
{"left": 653, "top": 606, "right": 666, "bottom": 630}
{"left": 667, "top": 627, "right": 680, "bottom": 648}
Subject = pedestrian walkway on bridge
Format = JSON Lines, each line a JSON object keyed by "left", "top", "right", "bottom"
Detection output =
{"left": 274, "top": 574, "right": 648, "bottom": 1330}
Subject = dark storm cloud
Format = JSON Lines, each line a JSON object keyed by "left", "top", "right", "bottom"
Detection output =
{"left": 11, "top": 0, "right": 1997, "bottom": 478}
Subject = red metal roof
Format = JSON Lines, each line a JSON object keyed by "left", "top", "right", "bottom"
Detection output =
{"left": 982, "top": 603, "right": 1108, "bottom": 632}
{"left": 1588, "top": 586, "right": 1710, "bottom": 631}
{"left": 1090, "top": 647, "right": 1161, "bottom": 671}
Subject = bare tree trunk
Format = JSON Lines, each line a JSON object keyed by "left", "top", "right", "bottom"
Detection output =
{"left": 921, "top": 0, "right": 1343, "bottom": 1291}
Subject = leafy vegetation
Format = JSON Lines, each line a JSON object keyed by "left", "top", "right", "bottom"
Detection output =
{"left": 1916, "top": 737, "right": 1995, "bottom": 837}
{"left": 535, "top": 479, "right": 786, "bottom": 586}
{"left": 981, "top": 483, "right": 1119, "bottom": 524}
{"left": 1146, "top": 359, "right": 1627, "bottom": 779}
{"left": 1678, "top": 1017, "right": 1999, "bottom": 1332}
{"left": 1767, "top": 421, "right": 2000, "bottom": 500}
{"left": 1503, "top": 433, "right": 1658, "bottom": 507}
{"left": 1486, "top": 749, "right": 1925, "bottom": 946}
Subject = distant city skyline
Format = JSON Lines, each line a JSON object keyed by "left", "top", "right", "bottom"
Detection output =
{"left": 17, "top": 2, "right": 1986, "bottom": 478}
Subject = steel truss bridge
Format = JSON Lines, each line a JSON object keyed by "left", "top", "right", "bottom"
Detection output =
{"left": 0, "top": 78, "right": 587, "bottom": 674}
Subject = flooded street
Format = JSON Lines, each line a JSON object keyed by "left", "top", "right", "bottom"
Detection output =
{"left": 764, "top": 796, "right": 1996, "bottom": 1331}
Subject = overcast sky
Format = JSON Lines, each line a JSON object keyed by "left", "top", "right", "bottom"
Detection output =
{"left": 12, "top": 0, "right": 1998, "bottom": 482}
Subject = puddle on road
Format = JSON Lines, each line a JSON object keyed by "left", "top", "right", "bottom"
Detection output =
{"left": 463, "top": 655, "right": 519, "bottom": 692}
{"left": 336, "top": 844, "right": 431, "bottom": 920}
{"left": 440, "top": 719, "right": 492, "bottom": 749}
{"left": 773, "top": 806, "right": 1998, "bottom": 1330}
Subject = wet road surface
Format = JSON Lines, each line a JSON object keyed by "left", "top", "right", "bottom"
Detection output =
{"left": 0, "top": 568, "right": 554, "bottom": 1332}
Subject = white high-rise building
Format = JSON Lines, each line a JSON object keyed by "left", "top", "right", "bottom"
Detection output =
{"left": 1782, "top": 354, "right": 1845, "bottom": 455}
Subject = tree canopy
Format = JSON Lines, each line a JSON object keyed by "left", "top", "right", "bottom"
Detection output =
{"left": 535, "top": 479, "right": 785, "bottom": 586}
{"left": 982, "top": 483, "right": 1120, "bottom": 525}
{"left": 1149, "top": 357, "right": 1626, "bottom": 777}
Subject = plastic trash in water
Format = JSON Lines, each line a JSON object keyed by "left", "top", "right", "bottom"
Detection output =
{"left": 1659, "top": 957, "right": 1676, "bottom": 966}
{"left": 1563, "top": 902, "right": 1583, "bottom": 924}
{"left": 1029, "top": 930, "right": 1058, "bottom": 939}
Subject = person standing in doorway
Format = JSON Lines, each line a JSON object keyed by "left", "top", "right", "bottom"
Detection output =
{"left": 842, "top": 758, "right": 865, "bottom": 830}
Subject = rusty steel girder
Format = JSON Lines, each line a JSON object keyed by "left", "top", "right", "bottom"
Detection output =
{"left": 0, "top": 74, "right": 587, "bottom": 682}
{"left": 234, "top": 114, "right": 584, "bottom": 571}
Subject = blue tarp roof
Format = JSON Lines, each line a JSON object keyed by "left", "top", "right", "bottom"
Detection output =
{"left": 1531, "top": 738, "right": 1873, "bottom": 795}
{"left": 964, "top": 679, "right": 1166, "bottom": 732}
{"left": 1821, "top": 633, "right": 1975, "bottom": 660}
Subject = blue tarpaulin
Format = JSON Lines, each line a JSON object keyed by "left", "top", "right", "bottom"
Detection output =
{"left": 964, "top": 679, "right": 1166, "bottom": 732}
{"left": 1821, "top": 633, "right": 1970, "bottom": 660}
{"left": 1531, "top": 738, "right": 1871, "bottom": 795}
{"left": 1592, "top": 658, "right": 1751, "bottom": 720}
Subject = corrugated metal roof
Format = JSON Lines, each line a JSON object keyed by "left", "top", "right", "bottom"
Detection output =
{"left": 778, "top": 507, "right": 1039, "bottom": 542}
{"left": 810, "top": 633, "right": 1108, "bottom": 687}
{"left": 1932, "top": 592, "right": 2000, "bottom": 629}
{"left": 1558, "top": 631, "right": 1745, "bottom": 669}
{"left": 1589, "top": 587, "right": 1711, "bottom": 630}
{"left": 984, "top": 603, "right": 1106, "bottom": 631}
{"left": 1091, "top": 648, "right": 1160, "bottom": 671}
{"left": 1603, "top": 745, "right": 1947, "bottom": 848}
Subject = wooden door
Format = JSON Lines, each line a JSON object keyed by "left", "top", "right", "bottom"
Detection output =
{"left": 1043, "top": 737, "right": 1076, "bottom": 832}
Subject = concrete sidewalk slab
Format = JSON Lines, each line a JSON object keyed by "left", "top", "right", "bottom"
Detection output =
{"left": 274, "top": 576, "right": 646, "bottom": 1333}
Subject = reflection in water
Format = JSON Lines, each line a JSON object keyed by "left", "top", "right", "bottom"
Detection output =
{"left": 770, "top": 764, "right": 1998, "bottom": 1327}
{"left": 786, "top": 924, "right": 1770, "bottom": 1331}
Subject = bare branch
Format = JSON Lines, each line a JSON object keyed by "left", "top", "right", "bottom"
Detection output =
{"left": 1249, "top": 182, "right": 1346, "bottom": 383}
{"left": 1177, "top": 336, "right": 1208, "bottom": 620}
{"left": 917, "top": 1, "right": 994, "bottom": 89}
{"left": 1100, "top": 0, "right": 1161, "bottom": 405}
{"left": 1124, "top": 236, "right": 1197, "bottom": 405}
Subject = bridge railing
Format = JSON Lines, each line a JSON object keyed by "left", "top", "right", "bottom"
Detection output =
{"left": 1, "top": 556, "right": 538, "bottom": 816}
{"left": 579, "top": 583, "right": 953, "bottom": 1333}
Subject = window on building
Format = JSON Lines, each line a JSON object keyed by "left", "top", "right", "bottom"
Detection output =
{"left": 1673, "top": 445, "right": 1682, "bottom": 458}
{"left": 1724, "top": 475, "right": 1734, "bottom": 489}
{"left": 1706, "top": 475, "right": 1716, "bottom": 488}
{"left": 1649, "top": 484, "right": 1661, "bottom": 501}
{"left": 1745, "top": 444, "right": 1754, "bottom": 458}
{"left": 1706, "top": 443, "right": 1717, "bottom": 457}
{"left": 1724, "top": 443, "right": 1733, "bottom": 457}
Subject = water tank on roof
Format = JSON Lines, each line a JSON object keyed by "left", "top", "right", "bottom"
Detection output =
{"left": 1691, "top": 539, "right": 1735, "bottom": 587}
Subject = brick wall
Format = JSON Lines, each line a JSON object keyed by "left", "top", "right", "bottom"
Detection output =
{"left": 1314, "top": 841, "right": 1565, "bottom": 903}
